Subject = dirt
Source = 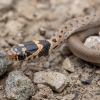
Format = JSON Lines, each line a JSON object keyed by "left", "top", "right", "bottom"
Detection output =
{"left": 0, "top": 0, "right": 100, "bottom": 100}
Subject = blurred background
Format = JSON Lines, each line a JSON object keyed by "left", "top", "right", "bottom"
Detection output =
{"left": 0, "top": 0, "right": 100, "bottom": 52}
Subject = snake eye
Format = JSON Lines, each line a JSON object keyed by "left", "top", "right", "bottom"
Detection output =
{"left": 17, "top": 54, "right": 26, "bottom": 61}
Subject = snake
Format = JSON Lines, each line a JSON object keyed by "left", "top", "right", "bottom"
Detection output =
{"left": 6, "top": 10, "right": 100, "bottom": 63}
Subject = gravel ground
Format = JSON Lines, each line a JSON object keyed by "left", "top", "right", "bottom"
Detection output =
{"left": 0, "top": 0, "right": 100, "bottom": 100}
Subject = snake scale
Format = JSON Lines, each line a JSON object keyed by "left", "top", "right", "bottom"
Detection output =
{"left": 6, "top": 10, "right": 100, "bottom": 63}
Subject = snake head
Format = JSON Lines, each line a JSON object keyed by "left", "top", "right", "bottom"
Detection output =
{"left": 6, "top": 41, "right": 38, "bottom": 61}
{"left": 6, "top": 40, "right": 51, "bottom": 61}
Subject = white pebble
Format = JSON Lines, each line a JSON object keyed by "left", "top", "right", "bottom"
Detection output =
{"left": 62, "top": 57, "right": 74, "bottom": 72}
{"left": 84, "top": 36, "right": 100, "bottom": 50}
{"left": 34, "top": 71, "right": 69, "bottom": 92}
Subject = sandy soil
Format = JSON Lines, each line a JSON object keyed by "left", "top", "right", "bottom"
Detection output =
{"left": 0, "top": 0, "right": 100, "bottom": 100}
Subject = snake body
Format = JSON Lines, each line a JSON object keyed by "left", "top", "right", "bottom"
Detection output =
{"left": 68, "top": 27, "right": 100, "bottom": 63}
{"left": 6, "top": 10, "right": 100, "bottom": 63}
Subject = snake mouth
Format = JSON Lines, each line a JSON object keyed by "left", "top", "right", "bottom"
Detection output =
{"left": 6, "top": 46, "right": 28, "bottom": 61}
{"left": 6, "top": 51, "right": 16, "bottom": 61}
{"left": 6, "top": 47, "right": 19, "bottom": 61}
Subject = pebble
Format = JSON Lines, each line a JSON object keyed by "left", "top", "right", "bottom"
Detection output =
{"left": 61, "top": 94, "right": 75, "bottom": 100}
{"left": 93, "top": 95, "right": 100, "bottom": 100}
{"left": 0, "top": 52, "right": 13, "bottom": 76}
{"left": 60, "top": 43, "right": 71, "bottom": 55}
{"left": 45, "top": 31, "right": 54, "bottom": 39}
{"left": 32, "top": 84, "right": 53, "bottom": 100}
{"left": 96, "top": 70, "right": 100, "bottom": 75}
{"left": 82, "top": 93, "right": 93, "bottom": 100}
{"left": 84, "top": 36, "right": 100, "bottom": 50}
{"left": 43, "top": 61, "right": 50, "bottom": 68}
{"left": 34, "top": 71, "right": 69, "bottom": 92}
{"left": 62, "top": 57, "right": 74, "bottom": 72}
{"left": 71, "top": 74, "right": 79, "bottom": 79}
{"left": 6, "top": 20, "right": 23, "bottom": 35}
{"left": 80, "top": 73, "right": 92, "bottom": 84}
{"left": 0, "top": 39, "right": 9, "bottom": 48}
{"left": 5, "top": 71, "right": 35, "bottom": 100}
{"left": 39, "top": 27, "right": 46, "bottom": 35}
{"left": 0, "top": 0, "right": 13, "bottom": 9}
{"left": 97, "top": 80, "right": 100, "bottom": 86}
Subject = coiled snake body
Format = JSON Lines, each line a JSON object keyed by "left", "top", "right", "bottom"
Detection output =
{"left": 6, "top": 10, "right": 100, "bottom": 63}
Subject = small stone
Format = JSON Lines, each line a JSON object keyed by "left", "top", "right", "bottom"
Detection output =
{"left": 0, "top": 85, "right": 3, "bottom": 90}
{"left": 5, "top": 71, "right": 35, "bottom": 100}
{"left": 0, "top": 39, "right": 8, "bottom": 48}
{"left": 98, "top": 31, "right": 100, "bottom": 36}
{"left": 82, "top": 93, "right": 93, "bottom": 100}
{"left": 62, "top": 57, "right": 74, "bottom": 72}
{"left": 17, "top": 17, "right": 27, "bottom": 24}
{"left": 43, "top": 61, "right": 50, "bottom": 68}
{"left": 39, "top": 27, "right": 46, "bottom": 35}
{"left": 71, "top": 74, "right": 79, "bottom": 79}
{"left": 45, "top": 31, "right": 54, "bottom": 39}
{"left": 32, "top": 84, "right": 54, "bottom": 100}
{"left": 84, "top": 36, "right": 100, "bottom": 50}
{"left": 94, "top": 75, "right": 100, "bottom": 82}
{"left": 6, "top": 20, "right": 23, "bottom": 35}
{"left": 96, "top": 70, "right": 100, "bottom": 75}
{"left": 0, "top": 52, "right": 13, "bottom": 76}
{"left": 60, "top": 43, "right": 71, "bottom": 55}
{"left": 96, "top": 90, "right": 100, "bottom": 95}
{"left": 0, "top": 0, "right": 13, "bottom": 9}
{"left": 93, "top": 95, "right": 100, "bottom": 99}
{"left": 61, "top": 94, "right": 75, "bottom": 100}
{"left": 80, "top": 73, "right": 92, "bottom": 84}
{"left": 97, "top": 81, "right": 100, "bottom": 86}
{"left": 34, "top": 71, "right": 69, "bottom": 92}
